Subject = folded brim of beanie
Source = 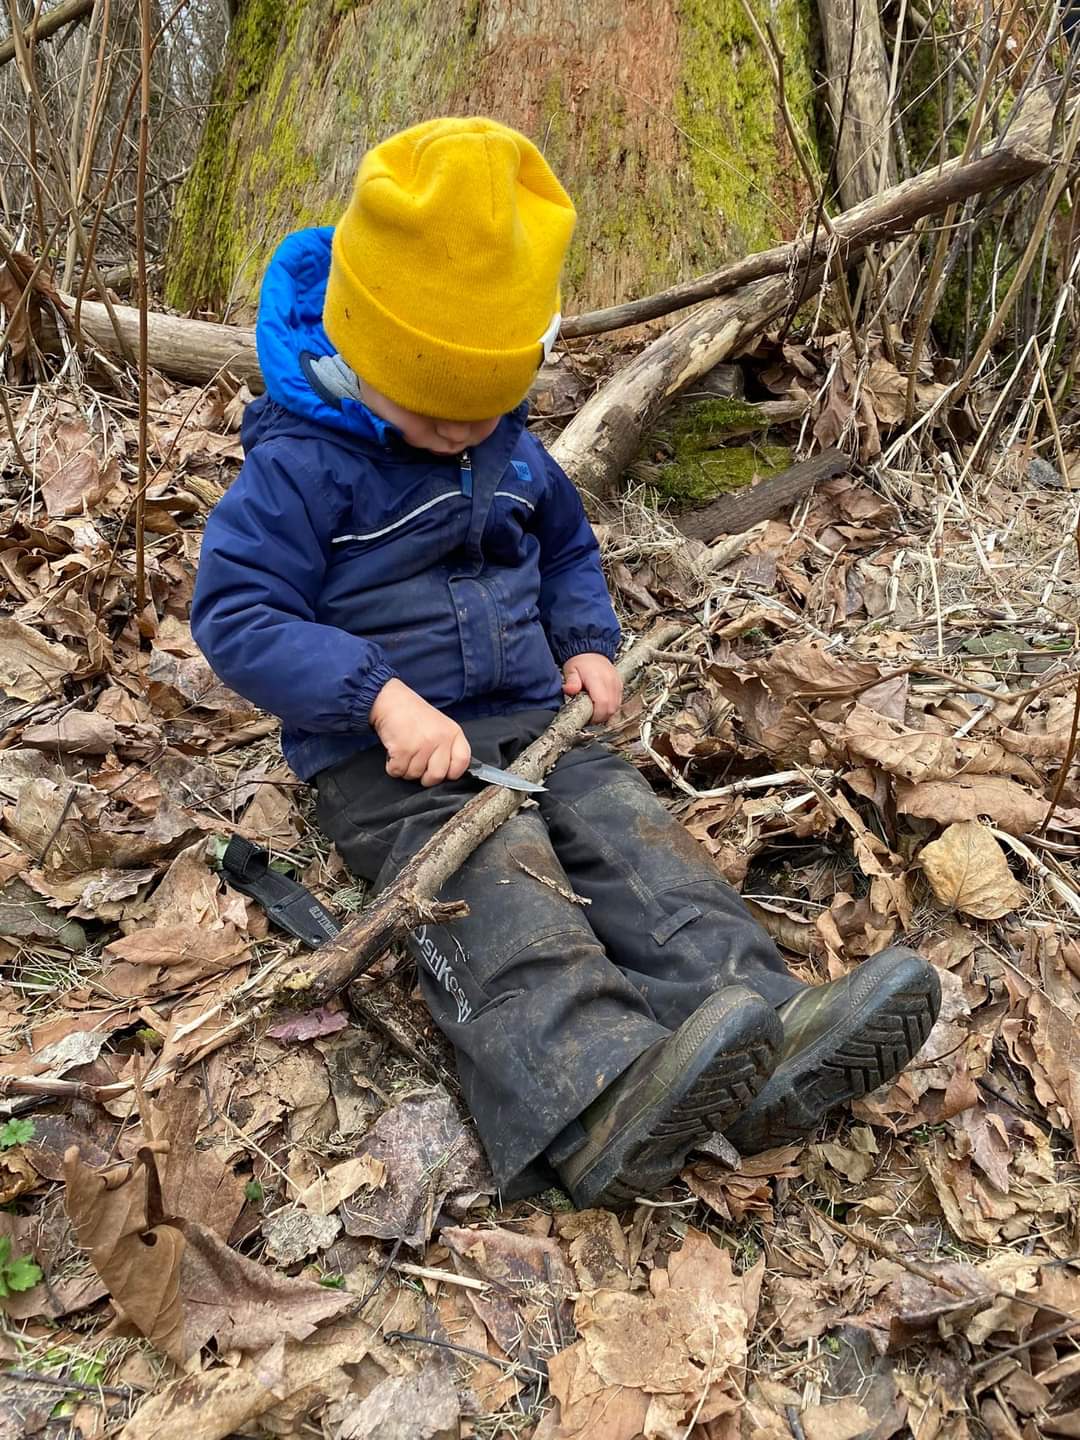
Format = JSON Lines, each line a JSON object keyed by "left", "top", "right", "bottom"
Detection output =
{"left": 324, "top": 254, "right": 543, "bottom": 422}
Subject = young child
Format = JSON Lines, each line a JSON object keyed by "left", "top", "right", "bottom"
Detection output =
{"left": 192, "top": 117, "right": 940, "bottom": 1207}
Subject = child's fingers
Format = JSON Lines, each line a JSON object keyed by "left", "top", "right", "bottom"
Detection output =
{"left": 562, "top": 664, "right": 583, "bottom": 695}
{"left": 384, "top": 746, "right": 407, "bottom": 779}
{"left": 420, "top": 742, "right": 451, "bottom": 787}
{"left": 403, "top": 745, "right": 431, "bottom": 782}
{"left": 447, "top": 731, "right": 472, "bottom": 780}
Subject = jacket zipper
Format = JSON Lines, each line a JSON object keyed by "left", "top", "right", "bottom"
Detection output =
{"left": 459, "top": 449, "right": 473, "bottom": 498}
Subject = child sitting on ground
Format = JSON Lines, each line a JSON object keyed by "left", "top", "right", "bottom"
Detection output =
{"left": 192, "top": 117, "right": 940, "bottom": 1207}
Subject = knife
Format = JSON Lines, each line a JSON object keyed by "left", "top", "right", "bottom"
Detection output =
{"left": 467, "top": 760, "right": 547, "bottom": 793}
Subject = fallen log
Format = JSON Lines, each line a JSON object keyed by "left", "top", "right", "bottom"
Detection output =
{"left": 0, "top": 0, "right": 93, "bottom": 66}
{"left": 674, "top": 448, "right": 851, "bottom": 542}
{"left": 273, "top": 619, "right": 683, "bottom": 1007}
{"left": 55, "top": 296, "right": 263, "bottom": 387}
{"left": 548, "top": 90, "right": 1056, "bottom": 496}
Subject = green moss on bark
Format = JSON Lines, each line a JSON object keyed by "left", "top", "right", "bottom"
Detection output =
{"left": 635, "top": 398, "right": 791, "bottom": 504}
{"left": 167, "top": 0, "right": 298, "bottom": 307}
{"left": 677, "top": 0, "right": 817, "bottom": 257}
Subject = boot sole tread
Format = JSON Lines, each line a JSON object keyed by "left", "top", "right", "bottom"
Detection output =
{"left": 725, "top": 965, "right": 939, "bottom": 1153}
{"left": 573, "top": 996, "right": 781, "bottom": 1208}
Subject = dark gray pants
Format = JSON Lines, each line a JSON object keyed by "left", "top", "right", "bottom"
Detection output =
{"left": 315, "top": 710, "right": 802, "bottom": 1195}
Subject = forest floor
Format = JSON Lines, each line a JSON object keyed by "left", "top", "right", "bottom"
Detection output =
{"left": 0, "top": 323, "right": 1079, "bottom": 1440}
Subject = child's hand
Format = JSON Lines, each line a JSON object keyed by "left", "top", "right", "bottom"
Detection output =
{"left": 369, "top": 679, "right": 472, "bottom": 786}
{"left": 561, "top": 653, "right": 623, "bottom": 723}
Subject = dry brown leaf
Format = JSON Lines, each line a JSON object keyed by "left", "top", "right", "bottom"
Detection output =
{"left": 296, "top": 1155, "right": 386, "bottom": 1216}
{"left": 0, "top": 619, "right": 80, "bottom": 701}
{"left": 799, "top": 1399, "right": 873, "bottom": 1440}
{"left": 325, "top": 1367, "right": 460, "bottom": 1440}
{"left": 119, "top": 1315, "right": 397, "bottom": 1440}
{"left": 1001, "top": 931, "right": 1080, "bottom": 1151}
{"left": 23, "top": 711, "right": 120, "bottom": 755}
{"left": 151, "top": 1086, "right": 247, "bottom": 1239}
{"left": 340, "top": 1091, "right": 492, "bottom": 1248}
{"left": 553, "top": 1209, "right": 632, "bottom": 1292}
{"left": 543, "top": 1228, "right": 757, "bottom": 1440}
{"left": 6, "top": 777, "right": 204, "bottom": 874}
{"left": 105, "top": 923, "right": 248, "bottom": 970}
{"left": 63, "top": 1146, "right": 350, "bottom": 1362}
{"left": 921, "top": 821, "right": 1027, "bottom": 919}
{"left": 0, "top": 876, "right": 87, "bottom": 948}
{"left": 0, "top": 1146, "right": 38, "bottom": 1204}
{"left": 63, "top": 1145, "right": 186, "bottom": 1358}
{"left": 917, "top": 1122, "right": 1070, "bottom": 1248}
{"left": 36, "top": 419, "right": 113, "bottom": 518}
{"left": 443, "top": 1223, "right": 575, "bottom": 1359}
{"left": 830, "top": 704, "right": 1040, "bottom": 785}
{"left": 263, "top": 1210, "right": 342, "bottom": 1263}
{"left": 752, "top": 641, "right": 884, "bottom": 699}
{"left": 896, "top": 775, "right": 1080, "bottom": 835}
{"left": 238, "top": 784, "right": 303, "bottom": 847}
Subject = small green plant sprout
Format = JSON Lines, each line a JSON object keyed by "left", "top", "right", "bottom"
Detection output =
{"left": 318, "top": 1271, "right": 346, "bottom": 1289}
{"left": 0, "top": 1118, "right": 35, "bottom": 1150}
{"left": 244, "top": 1179, "right": 265, "bottom": 1204}
{"left": 0, "top": 1235, "right": 42, "bottom": 1299}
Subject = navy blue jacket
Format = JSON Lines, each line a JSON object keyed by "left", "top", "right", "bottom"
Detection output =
{"left": 191, "top": 229, "right": 621, "bottom": 781}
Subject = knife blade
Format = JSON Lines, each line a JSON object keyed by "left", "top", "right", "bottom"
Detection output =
{"left": 467, "top": 760, "right": 547, "bottom": 794}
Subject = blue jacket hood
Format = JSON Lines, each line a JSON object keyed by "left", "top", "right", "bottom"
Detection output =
{"left": 254, "top": 227, "right": 393, "bottom": 447}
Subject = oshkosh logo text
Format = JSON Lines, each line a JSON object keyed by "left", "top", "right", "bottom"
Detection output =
{"left": 414, "top": 926, "right": 474, "bottom": 1023}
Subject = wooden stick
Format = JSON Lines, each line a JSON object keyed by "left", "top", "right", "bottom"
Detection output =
{"left": 273, "top": 621, "right": 683, "bottom": 1007}
{"left": 394, "top": 1262, "right": 488, "bottom": 1292}
{"left": 134, "top": 0, "right": 152, "bottom": 612}
{"left": 0, "top": 0, "right": 94, "bottom": 66}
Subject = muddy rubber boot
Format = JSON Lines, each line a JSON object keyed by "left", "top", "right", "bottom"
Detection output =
{"left": 724, "top": 946, "right": 941, "bottom": 1154}
{"left": 557, "top": 986, "right": 782, "bottom": 1209}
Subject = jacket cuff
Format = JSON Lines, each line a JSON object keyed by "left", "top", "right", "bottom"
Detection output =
{"left": 352, "top": 659, "right": 398, "bottom": 731}
{"left": 550, "top": 631, "right": 621, "bottom": 665}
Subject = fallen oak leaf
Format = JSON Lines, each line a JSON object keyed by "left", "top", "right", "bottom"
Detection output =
{"left": 895, "top": 775, "right": 1080, "bottom": 836}
{"left": 920, "top": 821, "right": 1027, "bottom": 920}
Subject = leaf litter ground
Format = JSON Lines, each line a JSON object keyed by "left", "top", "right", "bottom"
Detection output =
{"left": 0, "top": 335, "right": 1079, "bottom": 1440}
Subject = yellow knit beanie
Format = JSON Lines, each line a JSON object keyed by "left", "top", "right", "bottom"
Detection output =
{"left": 323, "top": 117, "right": 576, "bottom": 421}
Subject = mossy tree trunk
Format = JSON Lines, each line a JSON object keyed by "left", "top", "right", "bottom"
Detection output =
{"left": 167, "top": 0, "right": 820, "bottom": 319}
